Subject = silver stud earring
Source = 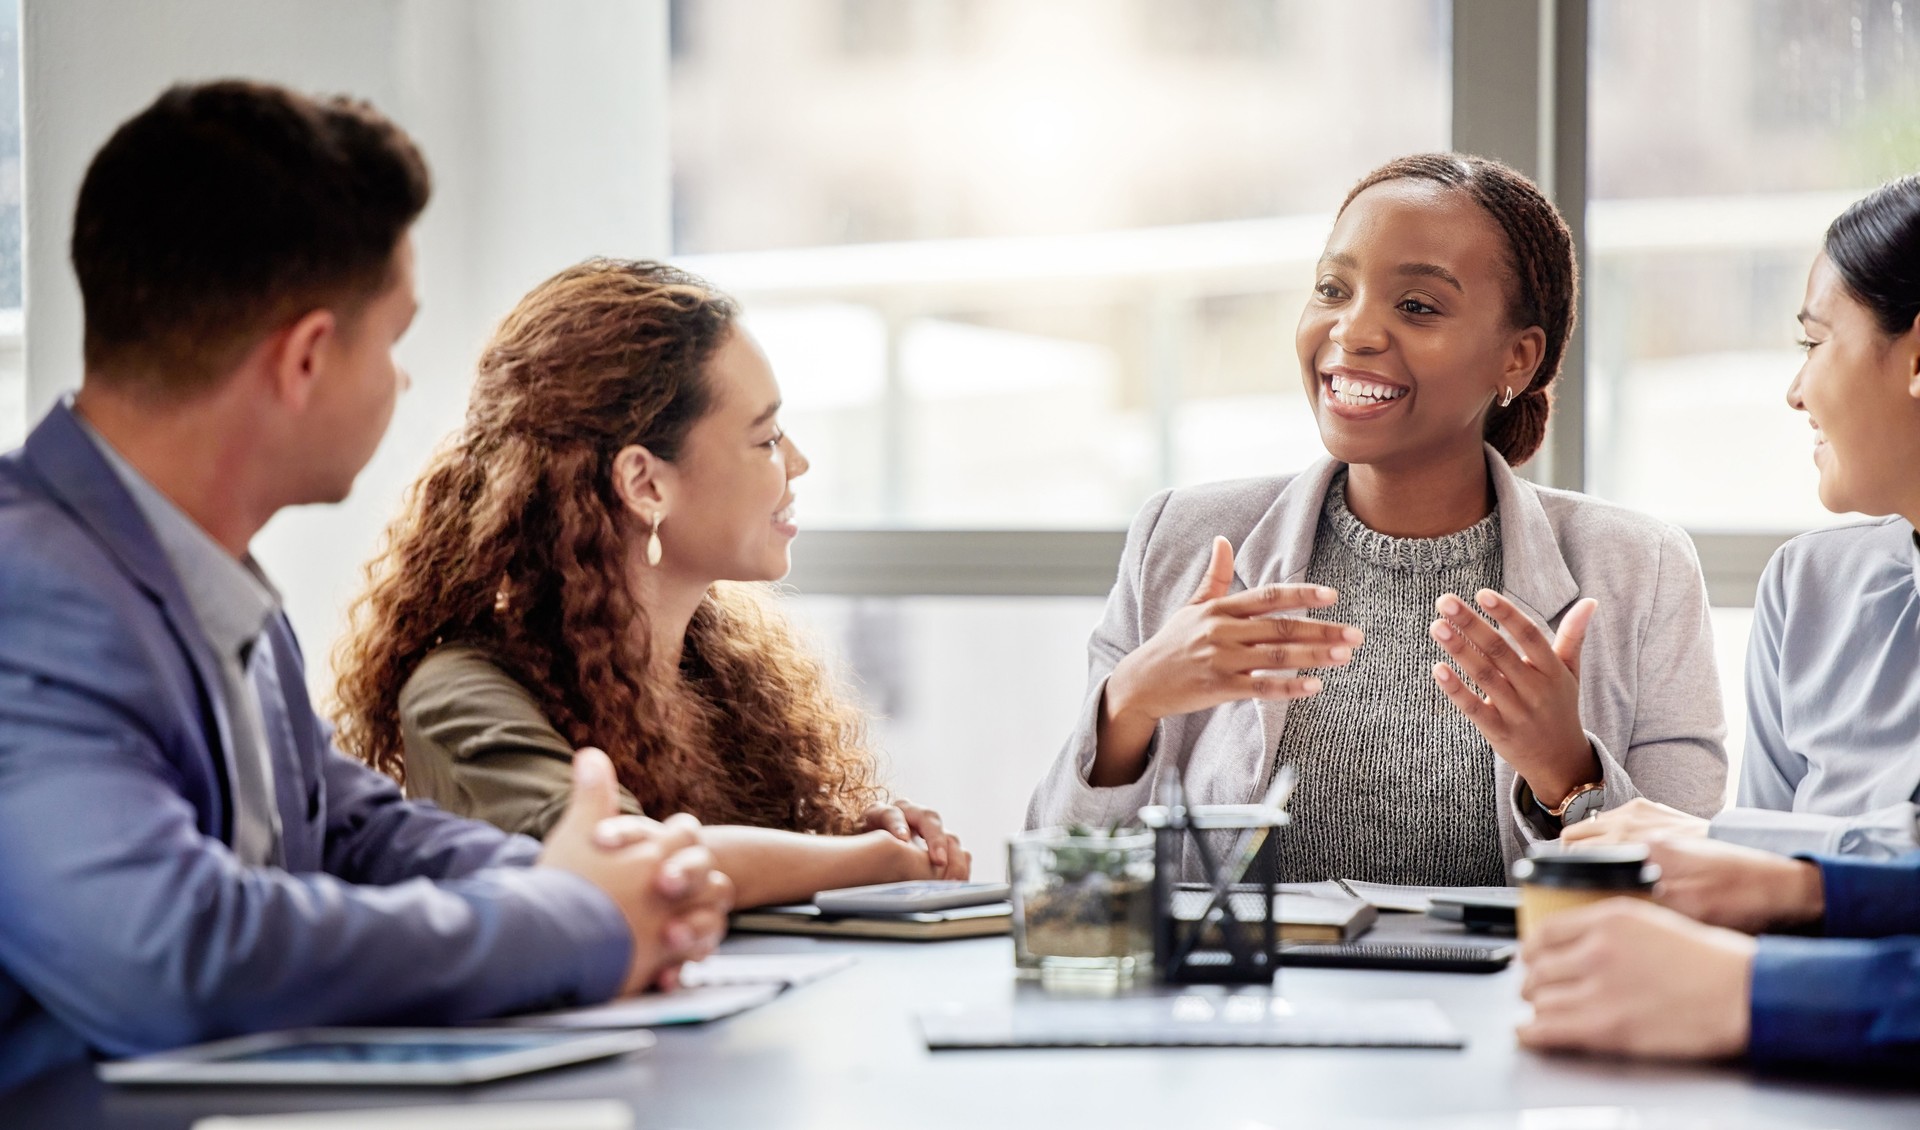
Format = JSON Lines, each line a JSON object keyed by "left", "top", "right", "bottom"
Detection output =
{"left": 1499, "top": 386, "right": 1516, "bottom": 408}
{"left": 646, "top": 513, "right": 664, "bottom": 567}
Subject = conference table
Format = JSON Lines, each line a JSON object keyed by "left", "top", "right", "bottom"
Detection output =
{"left": 9, "top": 913, "right": 1919, "bottom": 1129}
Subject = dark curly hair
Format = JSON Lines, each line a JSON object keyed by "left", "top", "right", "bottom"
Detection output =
{"left": 332, "top": 258, "right": 883, "bottom": 834}
{"left": 1339, "top": 153, "right": 1579, "bottom": 466}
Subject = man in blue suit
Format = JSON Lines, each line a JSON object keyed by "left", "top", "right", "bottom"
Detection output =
{"left": 0, "top": 80, "right": 732, "bottom": 1090}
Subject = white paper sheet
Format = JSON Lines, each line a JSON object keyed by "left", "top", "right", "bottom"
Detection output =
{"left": 678, "top": 951, "right": 857, "bottom": 988}
{"left": 1337, "top": 881, "right": 1518, "bottom": 914}
{"left": 499, "top": 983, "right": 782, "bottom": 1029}
{"left": 192, "top": 1101, "right": 632, "bottom": 1130}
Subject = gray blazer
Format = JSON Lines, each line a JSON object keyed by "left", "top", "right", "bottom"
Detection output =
{"left": 1026, "top": 446, "right": 1728, "bottom": 871}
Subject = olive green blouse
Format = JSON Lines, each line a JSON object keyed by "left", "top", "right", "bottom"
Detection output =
{"left": 398, "top": 644, "right": 644, "bottom": 839}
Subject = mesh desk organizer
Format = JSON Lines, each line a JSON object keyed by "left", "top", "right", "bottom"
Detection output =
{"left": 1138, "top": 801, "right": 1288, "bottom": 984}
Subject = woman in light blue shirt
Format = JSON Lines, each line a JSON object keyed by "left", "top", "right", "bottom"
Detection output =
{"left": 1569, "top": 175, "right": 1920, "bottom": 861}
{"left": 1524, "top": 174, "right": 1920, "bottom": 1067}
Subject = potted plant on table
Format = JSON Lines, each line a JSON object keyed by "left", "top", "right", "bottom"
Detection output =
{"left": 1009, "top": 823, "right": 1155, "bottom": 979}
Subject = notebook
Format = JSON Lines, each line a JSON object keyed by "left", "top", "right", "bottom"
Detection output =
{"left": 918, "top": 995, "right": 1463, "bottom": 1050}
{"left": 729, "top": 901, "right": 1011, "bottom": 941}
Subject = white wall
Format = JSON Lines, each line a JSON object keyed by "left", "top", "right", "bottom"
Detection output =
{"left": 21, "top": 0, "right": 671, "bottom": 691}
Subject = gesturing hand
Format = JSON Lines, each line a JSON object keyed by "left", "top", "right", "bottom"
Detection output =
{"left": 540, "top": 748, "right": 734, "bottom": 996}
{"left": 1430, "top": 590, "right": 1600, "bottom": 806}
{"left": 863, "top": 800, "right": 972, "bottom": 880}
{"left": 1095, "top": 537, "right": 1361, "bottom": 787}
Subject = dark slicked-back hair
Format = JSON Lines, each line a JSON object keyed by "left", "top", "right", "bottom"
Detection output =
{"left": 1338, "top": 153, "right": 1578, "bottom": 466}
{"left": 71, "top": 79, "right": 431, "bottom": 396}
{"left": 1824, "top": 173, "right": 1920, "bottom": 337}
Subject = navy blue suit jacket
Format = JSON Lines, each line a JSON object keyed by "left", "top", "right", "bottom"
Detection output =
{"left": 0, "top": 403, "right": 628, "bottom": 1090}
{"left": 1750, "top": 853, "right": 1920, "bottom": 1067}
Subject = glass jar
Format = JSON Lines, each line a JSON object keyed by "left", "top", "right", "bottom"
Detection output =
{"left": 1008, "top": 827, "right": 1155, "bottom": 979}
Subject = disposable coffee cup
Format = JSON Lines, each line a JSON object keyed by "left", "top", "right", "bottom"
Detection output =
{"left": 1511, "top": 845, "right": 1659, "bottom": 939}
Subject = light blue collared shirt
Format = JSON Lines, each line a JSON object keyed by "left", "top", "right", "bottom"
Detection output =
{"left": 1711, "top": 517, "right": 1920, "bottom": 858}
{"left": 75, "top": 413, "right": 284, "bottom": 865}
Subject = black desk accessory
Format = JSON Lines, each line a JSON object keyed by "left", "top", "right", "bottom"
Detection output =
{"left": 1138, "top": 800, "right": 1288, "bottom": 984}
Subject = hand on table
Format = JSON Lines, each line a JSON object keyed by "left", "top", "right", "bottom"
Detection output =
{"left": 1096, "top": 537, "right": 1360, "bottom": 785}
{"left": 863, "top": 800, "right": 972, "bottom": 879}
{"left": 1430, "top": 590, "right": 1600, "bottom": 806}
{"left": 1561, "top": 797, "right": 1710, "bottom": 847}
{"left": 1644, "top": 838, "right": 1824, "bottom": 934}
{"left": 1518, "top": 898, "right": 1755, "bottom": 1061}
{"left": 540, "top": 748, "right": 735, "bottom": 995}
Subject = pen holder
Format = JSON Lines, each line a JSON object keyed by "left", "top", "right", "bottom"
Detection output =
{"left": 1137, "top": 804, "right": 1288, "bottom": 985}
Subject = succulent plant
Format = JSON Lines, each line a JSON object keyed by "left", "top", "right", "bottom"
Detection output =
{"left": 1047, "top": 822, "right": 1146, "bottom": 883}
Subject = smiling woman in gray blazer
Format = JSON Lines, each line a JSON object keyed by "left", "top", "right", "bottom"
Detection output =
{"left": 1028, "top": 154, "right": 1728, "bottom": 884}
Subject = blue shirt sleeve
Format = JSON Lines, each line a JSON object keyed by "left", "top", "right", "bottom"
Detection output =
{"left": 1813, "top": 852, "right": 1920, "bottom": 938}
{"left": 1750, "top": 935, "right": 1920, "bottom": 1068}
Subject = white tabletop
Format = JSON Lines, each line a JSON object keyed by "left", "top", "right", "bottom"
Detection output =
{"left": 9, "top": 916, "right": 1919, "bottom": 1129}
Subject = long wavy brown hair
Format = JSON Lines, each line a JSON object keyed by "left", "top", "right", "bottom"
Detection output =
{"left": 332, "top": 258, "right": 883, "bottom": 834}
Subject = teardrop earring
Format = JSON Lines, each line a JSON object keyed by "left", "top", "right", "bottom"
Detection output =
{"left": 646, "top": 513, "right": 664, "bottom": 567}
{"left": 1499, "top": 386, "right": 1516, "bottom": 408}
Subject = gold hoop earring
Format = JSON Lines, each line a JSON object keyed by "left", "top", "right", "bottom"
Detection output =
{"left": 1499, "top": 386, "right": 1516, "bottom": 408}
{"left": 646, "top": 513, "right": 664, "bottom": 567}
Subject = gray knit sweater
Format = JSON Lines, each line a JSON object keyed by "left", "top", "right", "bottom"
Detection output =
{"left": 1273, "top": 473, "right": 1507, "bottom": 886}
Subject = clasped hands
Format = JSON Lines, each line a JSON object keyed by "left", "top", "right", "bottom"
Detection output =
{"left": 860, "top": 799, "right": 972, "bottom": 880}
{"left": 537, "top": 747, "right": 734, "bottom": 996}
{"left": 537, "top": 749, "right": 971, "bottom": 996}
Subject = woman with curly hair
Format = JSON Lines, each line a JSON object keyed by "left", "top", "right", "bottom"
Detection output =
{"left": 333, "top": 258, "right": 970, "bottom": 907}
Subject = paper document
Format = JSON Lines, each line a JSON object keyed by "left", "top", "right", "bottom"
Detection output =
{"left": 1278, "top": 881, "right": 1356, "bottom": 900}
{"left": 679, "top": 951, "right": 857, "bottom": 988}
{"left": 192, "top": 1101, "right": 632, "bottom": 1130}
{"left": 500, "top": 951, "right": 857, "bottom": 1029}
{"left": 501, "top": 983, "right": 781, "bottom": 1029}
{"left": 920, "top": 995, "right": 1464, "bottom": 1049}
{"left": 1337, "top": 882, "right": 1517, "bottom": 914}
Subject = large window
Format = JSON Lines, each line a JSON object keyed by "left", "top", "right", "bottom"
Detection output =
{"left": 1586, "top": 0, "right": 1920, "bottom": 531}
{"left": 1583, "top": 1, "right": 1920, "bottom": 792}
{"left": 671, "top": 0, "right": 1449, "bottom": 527}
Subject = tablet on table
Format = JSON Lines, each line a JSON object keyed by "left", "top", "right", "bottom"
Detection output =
{"left": 96, "top": 1027, "right": 655, "bottom": 1087}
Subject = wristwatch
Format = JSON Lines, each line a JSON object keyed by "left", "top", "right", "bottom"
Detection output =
{"left": 1537, "top": 779, "right": 1606, "bottom": 825}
